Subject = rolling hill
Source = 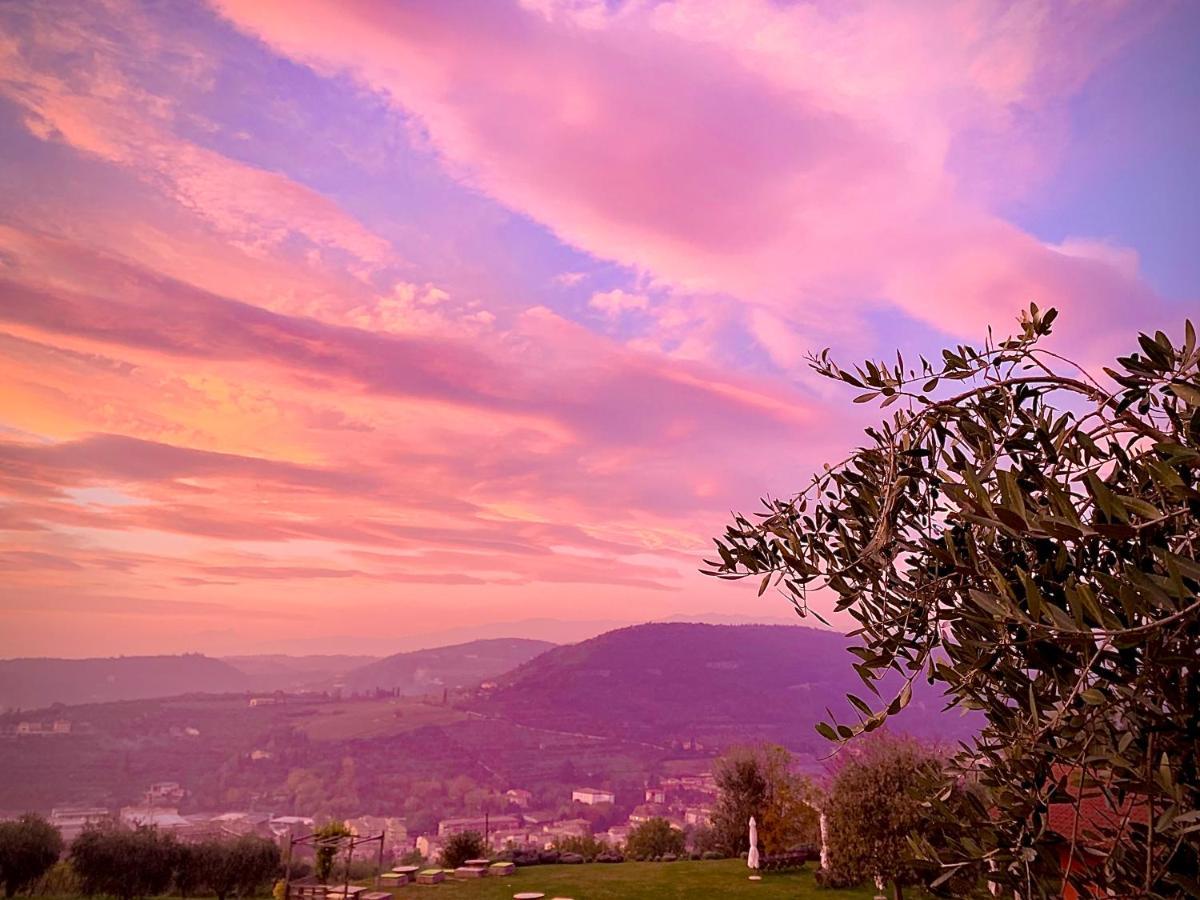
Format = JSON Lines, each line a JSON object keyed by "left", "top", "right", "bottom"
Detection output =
{"left": 220, "top": 654, "right": 379, "bottom": 691}
{"left": 0, "top": 639, "right": 555, "bottom": 710}
{"left": 0, "top": 654, "right": 249, "bottom": 710}
{"left": 0, "top": 625, "right": 979, "bottom": 813}
{"left": 466, "top": 622, "right": 976, "bottom": 753}
{"left": 337, "top": 637, "right": 556, "bottom": 695}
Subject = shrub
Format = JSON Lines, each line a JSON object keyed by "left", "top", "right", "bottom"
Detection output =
{"left": 438, "top": 832, "right": 485, "bottom": 869}
{"left": 625, "top": 819, "right": 685, "bottom": 861}
{"left": 552, "top": 834, "right": 607, "bottom": 861}
{"left": 36, "top": 859, "right": 80, "bottom": 897}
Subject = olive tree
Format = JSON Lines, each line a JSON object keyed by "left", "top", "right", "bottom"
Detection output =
{"left": 195, "top": 836, "right": 281, "bottom": 900}
{"left": 821, "top": 733, "right": 951, "bottom": 899}
{"left": 706, "top": 308, "right": 1200, "bottom": 897}
{"left": 0, "top": 813, "right": 63, "bottom": 898}
{"left": 72, "top": 824, "right": 177, "bottom": 900}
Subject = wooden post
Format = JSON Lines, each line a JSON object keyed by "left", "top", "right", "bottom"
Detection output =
{"left": 342, "top": 836, "right": 352, "bottom": 900}
{"left": 375, "top": 832, "right": 384, "bottom": 889}
{"left": 282, "top": 833, "right": 294, "bottom": 900}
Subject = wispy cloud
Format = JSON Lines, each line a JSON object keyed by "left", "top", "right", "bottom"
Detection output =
{"left": 0, "top": 0, "right": 1192, "bottom": 654}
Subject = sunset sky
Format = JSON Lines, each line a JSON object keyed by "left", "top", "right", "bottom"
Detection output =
{"left": 1, "top": 0, "right": 1198, "bottom": 657}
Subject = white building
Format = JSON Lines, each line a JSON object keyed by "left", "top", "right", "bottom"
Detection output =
{"left": 50, "top": 807, "right": 110, "bottom": 842}
{"left": 416, "top": 834, "right": 443, "bottom": 861}
{"left": 606, "top": 825, "right": 631, "bottom": 846}
{"left": 437, "top": 815, "right": 519, "bottom": 837}
{"left": 120, "top": 807, "right": 190, "bottom": 830}
{"left": 571, "top": 787, "right": 614, "bottom": 805}
{"left": 505, "top": 788, "right": 533, "bottom": 808}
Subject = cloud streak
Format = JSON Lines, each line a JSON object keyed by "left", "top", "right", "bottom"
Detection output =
{"left": 0, "top": 0, "right": 1192, "bottom": 655}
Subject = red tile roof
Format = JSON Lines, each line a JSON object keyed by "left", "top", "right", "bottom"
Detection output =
{"left": 1046, "top": 772, "right": 1150, "bottom": 852}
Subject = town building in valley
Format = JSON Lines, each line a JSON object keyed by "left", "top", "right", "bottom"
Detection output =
{"left": 571, "top": 787, "right": 614, "bottom": 805}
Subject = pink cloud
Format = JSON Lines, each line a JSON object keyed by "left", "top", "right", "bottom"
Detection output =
{"left": 0, "top": 0, "right": 1183, "bottom": 655}
{"left": 0, "top": 2, "right": 395, "bottom": 270}
{"left": 214, "top": 0, "right": 1165, "bottom": 353}
{"left": 589, "top": 289, "right": 650, "bottom": 318}
{"left": 0, "top": 220, "right": 839, "bottom": 652}
{"left": 0, "top": 227, "right": 818, "bottom": 456}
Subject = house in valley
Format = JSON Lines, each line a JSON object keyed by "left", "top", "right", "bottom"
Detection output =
{"left": 571, "top": 787, "right": 614, "bottom": 805}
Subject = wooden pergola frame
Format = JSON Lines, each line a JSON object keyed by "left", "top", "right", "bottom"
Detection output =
{"left": 282, "top": 828, "right": 386, "bottom": 899}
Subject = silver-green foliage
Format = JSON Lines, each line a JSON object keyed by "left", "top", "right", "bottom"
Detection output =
{"left": 707, "top": 308, "right": 1200, "bottom": 897}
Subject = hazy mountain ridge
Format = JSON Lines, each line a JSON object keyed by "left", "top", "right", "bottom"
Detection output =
{"left": 220, "top": 654, "right": 380, "bottom": 691}
{"left": 0, "top": 654, "right": 248, "bottom": 710}
{"left": 338, "top": 637, "right": 557, "bottom": 694}
{"left": 0, "top": 638, "right": 555, "bottom": 709}
{"left": 0, "top": 624, "right": 978, "bottom": 812}
{"left": 467, "top": 622, "right": 976, "bottom": 751}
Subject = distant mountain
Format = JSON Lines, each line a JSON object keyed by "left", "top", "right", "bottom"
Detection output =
{"left": 468, "top": 623, "right": 976, "bottom": 753}
{"left": 0, "top": 639, "right": 554, "bottom": 710}
{"left": 247, "top": 619, "right": 622, "bottom": 656}
{"left": 0, "top": 654, "right": 249, "bottom": 710}
{"left": 220, "top": 654, "right": 379, "bottom": 691}
{"left": 339, "top": 638, "right": 556, "bottom": 695}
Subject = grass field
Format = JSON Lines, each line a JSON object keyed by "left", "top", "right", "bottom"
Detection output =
{"left": 372, "top": 860, "right": 877, "bottom": 899}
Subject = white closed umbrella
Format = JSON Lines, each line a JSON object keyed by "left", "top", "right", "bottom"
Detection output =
{"left": 747, "top": 816, "right": 760, "bottom": 870}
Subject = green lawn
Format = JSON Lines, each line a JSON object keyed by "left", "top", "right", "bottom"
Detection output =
{"left": 373, "top": 860, "right": 877, "bottom": 899}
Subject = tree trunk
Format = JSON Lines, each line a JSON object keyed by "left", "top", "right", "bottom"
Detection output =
{"left": 892, "top": 883, "right": 903, "bottom": 900}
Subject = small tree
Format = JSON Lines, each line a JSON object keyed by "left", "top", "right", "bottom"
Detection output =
{"left": 823, "top": 734, "right": 945, "bottom": 899}
{"left": 625, "top": 818, "right": 685, "bottom": 860}
{"left": 72, "top": 824, "right": 177, "bottom": 900}
{"left": 439, "top": 831, "right": 485, "bottom": 869}
{"left": 0, "top": 813, "right": 63, "bottom": 898}
{"left": 710, "top": 749, "right": 767, "bottom": 856}
{"left": 711, "top": 744, "right": 819, "bottom": 855}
